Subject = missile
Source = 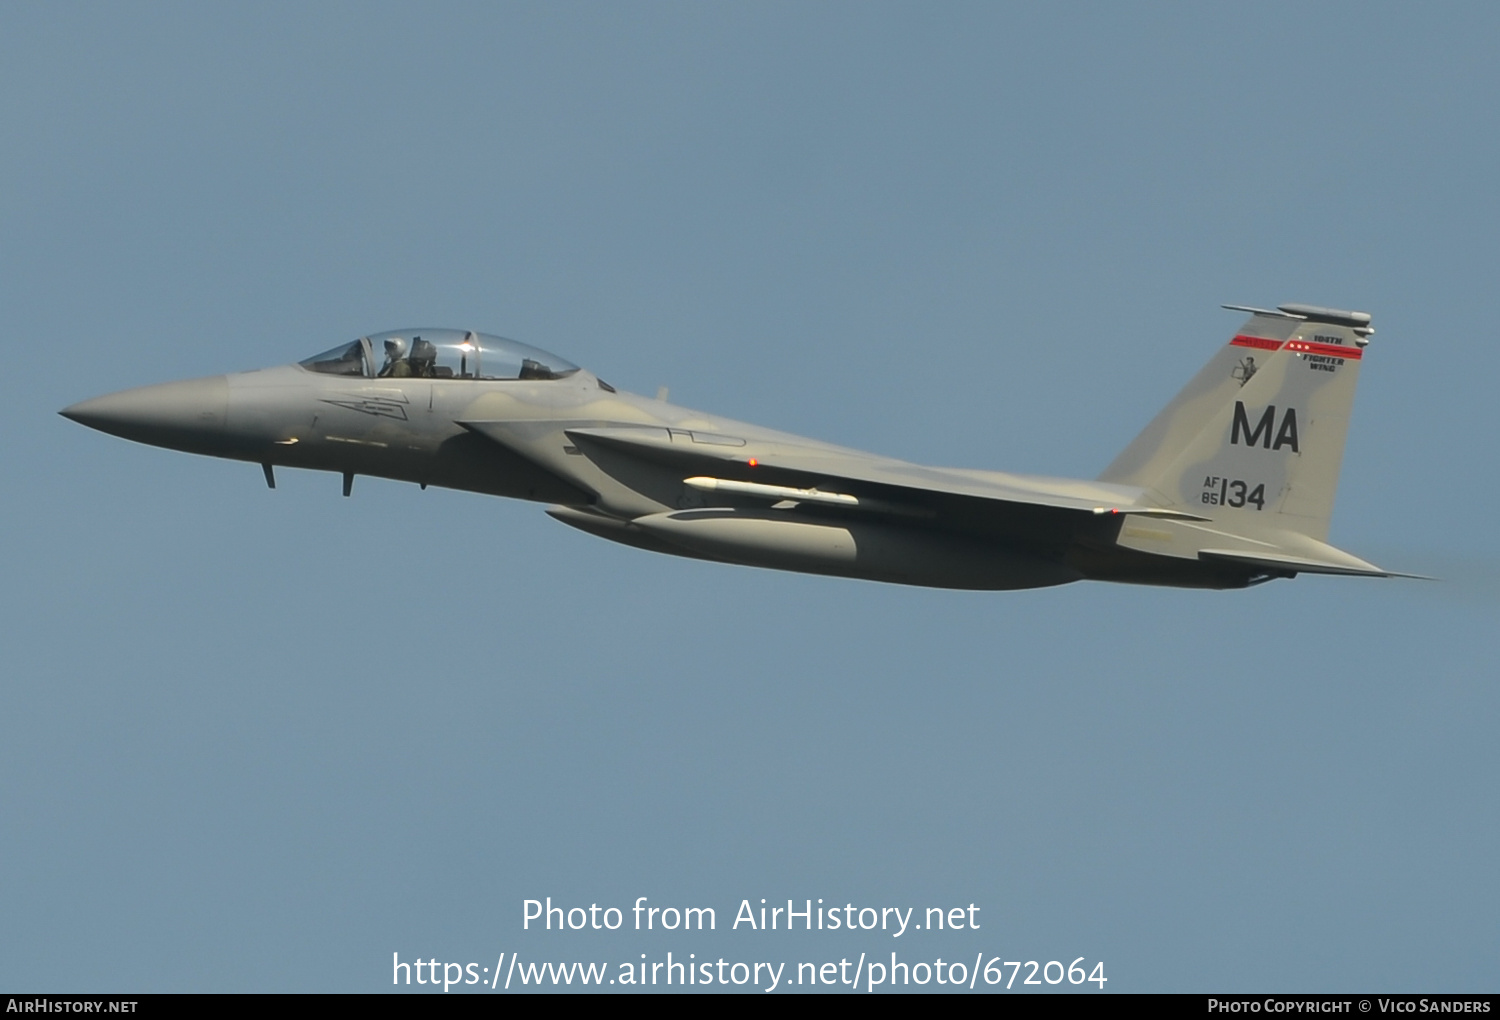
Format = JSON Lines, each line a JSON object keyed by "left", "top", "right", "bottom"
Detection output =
{"left": 683, "top": 475, "right": 859, "bottom": 507}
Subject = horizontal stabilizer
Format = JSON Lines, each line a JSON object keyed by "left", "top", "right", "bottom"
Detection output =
{"left": 1198, "top": 549, "right": 1427, "bottom": 579}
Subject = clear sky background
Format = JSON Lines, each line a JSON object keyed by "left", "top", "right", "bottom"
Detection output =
{"left": 3, "top": 2, "right": 1497, "bottom": 993}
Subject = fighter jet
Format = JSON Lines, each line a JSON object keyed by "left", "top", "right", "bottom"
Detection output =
{"left": 61, "top": 303, "right": 1405, "bottom": 590}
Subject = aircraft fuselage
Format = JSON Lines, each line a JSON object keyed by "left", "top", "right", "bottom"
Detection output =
{"left": 62, "top": 310, "right": 1399, "bottom": 591}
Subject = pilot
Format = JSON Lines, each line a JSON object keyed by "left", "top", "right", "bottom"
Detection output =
{"left": 409, "top": 337, "right": 438, "bottom": 378}
{"left": 379, "top": 337, "right": 410, "bottom": 378}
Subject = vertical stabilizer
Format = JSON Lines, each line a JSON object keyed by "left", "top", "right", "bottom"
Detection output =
{"left": 1099, "top": 304, "right": 1372, "bottom": 541}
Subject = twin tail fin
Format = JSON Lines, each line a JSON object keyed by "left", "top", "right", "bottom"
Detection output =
{"left": 1099, "top": 303, "right": 1372, "bottom": 543}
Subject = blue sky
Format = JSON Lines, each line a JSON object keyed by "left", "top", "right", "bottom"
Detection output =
{"left": 2, "top": 2, "right": 1496, "bottom": 992}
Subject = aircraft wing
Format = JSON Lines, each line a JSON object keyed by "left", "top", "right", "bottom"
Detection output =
{"left": 557, "top": 424, "right": 1205, "bottom": 530}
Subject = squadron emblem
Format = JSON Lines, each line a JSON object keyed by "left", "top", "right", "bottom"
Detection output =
{"left": 1231, "top": 356, "right": 1257, "bottom": 387}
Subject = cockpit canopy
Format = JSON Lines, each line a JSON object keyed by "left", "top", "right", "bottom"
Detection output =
{"left": 300, "top": 329, "right": 580, "bottom": 381}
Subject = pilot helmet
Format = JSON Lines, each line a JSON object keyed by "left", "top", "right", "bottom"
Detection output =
{"left": 410, "top": 337, "right": 437, "bottom": 364}
{"left": 384, "top": 337, "right": 407, "bottom": 360}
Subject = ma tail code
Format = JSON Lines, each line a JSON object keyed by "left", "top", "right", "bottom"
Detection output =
{"left": 1231, "top": 401, "right": 1299, "bottom": 452}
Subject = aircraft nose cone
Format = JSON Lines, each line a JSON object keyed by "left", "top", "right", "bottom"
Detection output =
{"left": 61, "top": 376, "right": 230, "bottom": 453}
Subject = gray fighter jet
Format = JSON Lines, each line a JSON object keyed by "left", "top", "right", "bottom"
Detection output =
{"left": 61, "top": 303, "right": 1405, "bottom": 589}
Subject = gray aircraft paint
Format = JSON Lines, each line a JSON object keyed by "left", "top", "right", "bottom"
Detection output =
{"left": 61, "top": 306, "right": 1403, "bottom": 590}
